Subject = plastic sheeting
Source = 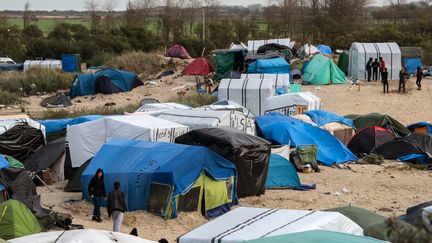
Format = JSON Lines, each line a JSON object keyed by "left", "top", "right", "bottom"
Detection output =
{"left": 304, "top": 110, "right": 353, "bottom": 127}
{"left": 256, "top": 114, "right": 357, "bottom": 166}
{"left": 317, "top": 45, "right": 333, "bottom": 55}
{"left": 178, "top": 207, "right": 364, "bottom": 243}
{"left": 265, "top": 92, "right": 321, "bottom": 116}
{"left": 248, "top": 57, "right": 290, "bottom": 74}
{"left": 38, "top": 115, "right": 103, "bottom": 135}
{"left": 403, "top": 57, "right": 422, "bottom": 75}
{"left": 248, "top": 38, "right": 294, "bottom": 54}
{"left": 135, "top": 103, "right": 191, "bottom": 114}
{"left": 67, "top": 114, "right": 189, "bottom": 168}
{"left": 0, "top": 117, "right": 45, "bottom": 138}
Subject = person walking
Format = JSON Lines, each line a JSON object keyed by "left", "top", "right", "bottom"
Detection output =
{"left": 88, "top": 168, "right": 106, "bottom": 222}
{"left": 379, "top": 57, "right": 386, "bottom": 77}
{"left": 107, "top": 181, "right": 126, "bottom": 232}
{"left": 372, "top": 58, "right": 380, "bottom": 81}
{"left": 382, "top": 68, "right": 389, "bottom": 93}
{"left": 366, "top": 57, "right": 373, "bottom": 82}
{"left": 399, "top": 69, "right": 407, "bottom": 93}
{"left": 416, "top": 67, "right": 423, "bottom": 90}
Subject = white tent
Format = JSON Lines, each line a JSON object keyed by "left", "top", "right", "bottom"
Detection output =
{"left": 178, "top": 207, "right": 363, "bottom": 243}
{"left": 240, "top": 73, "right": 290, "bottom": 91}
{"left": 248, "top": 38, "right": 294, "bottom": 54}
{"left": 9, "top": 229, "right": 156, "bottom": 243}
{"left": 299, "top": 44, "right": 319, "bottom": 56}
{"left": 264, "top": 92, "right": 321, "bottom": 116}
{"left": 152, "top": 109, "right": 256, "bottom": 135}
{"left": 67, "top": 114, "right": 189, "bottom": 168}
{"left": 200, "top": 100, "right": 254, "bottom": 117}
{"left": 349, "top": 42, "right": 401, "bottom": 81}
{"left": 135, "top": 102, "right": 191, "bottom": 114}
{"left": 0, "top": 115, "right": 46, "bottom": 138}
{"left": 230, "top": 42, "right": 248, "bottom": 50}
{"left": 23, "top": 60, "right": 62, "bottom": 72}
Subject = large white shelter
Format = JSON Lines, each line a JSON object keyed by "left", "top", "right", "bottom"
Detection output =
{"left": 67, "top": 114, "right": 189, "bottom": 168}
{"left": 264, "top": 92, "right": 321, "bottom": 116}
{"left": 240, "top": 73, "right": 290, "bottom": 91}
{"left": 349, "top": 42, "right": 401, "bottom": 81}
{"left": 178, "top": 207, "right": 363, "bottom": 243}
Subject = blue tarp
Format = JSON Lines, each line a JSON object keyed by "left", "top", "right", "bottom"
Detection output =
{"left": 38, "top": 115, "right": 103, "bottom": 134}
{"left": 0, "top": 156, "right": 9, "bottom": 170}
{"left": 398, "top": 153, "right": 430, "bottom": 164}
{"left": 248, "top": 57, "right": 290, "bottom": 74}
{"left": 407, "top": 122, "right": 432, "bottom": 135}
{"left": 62, "top": 54, "right": 80, "bottom": 73}
{"left": 304, "top": 110, "right": 354, "bottom": 128}
{"left": 317, "top": 45, "right": 332, "bottom": 55}
{"left": 81, "top": 140, "right": 237, "bottom": 217}
{"left": 256, "top": 113, "right": 357, "bottom": 166}
{"left": 70, "top": 68, "right": 140, "bottom": 97}
{"left": 0, "top": 63, "right": 23, "bottom": 72}
{"left": 403, "top": 58, "right": 422, "bottom": 75}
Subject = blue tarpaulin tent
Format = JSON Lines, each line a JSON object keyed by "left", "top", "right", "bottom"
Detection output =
{"left": 317, "top": 45, "right": 332, "bottom": 55}
{"left": 403, "top": 58, "right": 422, "bottom": 75}
{"left": 70, "top": 68, "right": 143, "bottom": 97}
{"left": 82, "top": 140, "right": 237, "bottom": 219}
{"left": 304, "top": 110, "right": 354, "bottom": 128}
{"left": 38, "top": 115, "right": 103, "bottom": 134}
{"left": 256, "top": 113, "right": 357, "bottom": 166}
{"left": 248, "top": 57, "right": 290, "bottom": 74}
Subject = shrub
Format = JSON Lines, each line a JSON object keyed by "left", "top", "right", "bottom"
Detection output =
{"left": 0, "top": 91, "right": 20, "bottom": 105}
{"left": 89, "top": 51, "right": 117, "bottom": 66}
{"left": 105, "top": 51, "right": 165, "bottom": 76}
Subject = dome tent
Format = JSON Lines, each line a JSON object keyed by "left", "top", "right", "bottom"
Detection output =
{"left": 183, "top": 58, "right": 214, "bottom": 75}
{"left": 0, "top": 200, "right": 42, "bottom": 240}
{"left": 347, "top": 126, "right": 395, "bottom": 156}
{"left": 166, "top": 44, "right": 190, "bottom": 59}
{"left": 302, "top": 55, "right": 347, "bottom": 85}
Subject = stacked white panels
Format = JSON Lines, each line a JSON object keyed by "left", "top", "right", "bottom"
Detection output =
{"left": 178, "top": 207, "right": 363, "bottom": 243}
{"left": 247, "top": 38, "right": 293, "bottom": 54}
{"left": 67, "top": 114, "right": 189, "bottom": 168}
{"left": 264, "top": 92, "right": 321, "bottom": 116}
{"left": 349, "top": 42, "right": 401, "bottom": 81}
{"left": 241, "top": 73, "right": 290, "bottom": 91}
{"left": 23, "top": 60, "right": 62, "bottom": 72}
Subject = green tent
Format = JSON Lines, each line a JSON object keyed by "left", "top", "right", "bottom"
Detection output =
{"left": 345, "top": 113, "right": 411, "bottom": 137}
{"left": 6, "top": 156, "right": 24, "bottom": 169}
{"left": 0, "top": 200, "right": 42, "bottom": 240}
{"left": 246, "top": 230, "right": 386, "bottom": 243}
{"left": 303, "top": 54, "right": 347, "bottom": 85}
{"left": 215, "top": 51, "right": 236, "bottom": 80}
{"left": 338, "top": 53, "right": 349, "bottom": 74}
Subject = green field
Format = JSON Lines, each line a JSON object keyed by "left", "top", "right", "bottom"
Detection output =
{"left": 7, "top": 18, "right": 90, "bottom": 32}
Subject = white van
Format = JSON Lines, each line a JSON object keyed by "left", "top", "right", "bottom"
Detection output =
{"left": 0, "top": 57, "right": 16, "bottom": 64}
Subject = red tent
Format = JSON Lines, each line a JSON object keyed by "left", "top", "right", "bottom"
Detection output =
{"left": 166, "top": 44, "right": 190, "bottom": 59}
{"left": 183, "top": 58, "right": 214, "bottom": 76}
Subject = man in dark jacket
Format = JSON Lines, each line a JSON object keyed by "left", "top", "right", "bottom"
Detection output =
{"left": 399, "top": 69, "right": 407, "bottom": 93}
{"left": 382, "top": 68, "right": 389, "bottom": 93}
{"left": 372, "top": 58, "right": 380, "bottom": 81}
{"left": 107, "top": 181, "right": 126, "bottom": 232}
{"left": 366, "top": 57, "right": 373, "bottom": 82}
{"left": 416, "top": 67, "right": 423, "bottom": 90}
{"left": 88, "top": 168, "right": 106, "bottom": 222}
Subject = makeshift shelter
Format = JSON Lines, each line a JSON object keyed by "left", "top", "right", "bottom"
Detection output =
{"left": 0, "top": 124, "right": 45, "bottom": 161}
{"left": 61, "top": 54, "right": 81, "bottom": 73}
{"left": 183, "top": 58, "right": 214, "bottom": 75}
{"left": 349, "top": 42, "right": 401, "bottom": 81}
{"left": 347, "top": 126, "right": 395, "bottom": 156}
{"left": 317, "top": 45, "right": 333, "bottom": 55}
{"left": 257, "top": 43, "right": 290, "bottom": 54}
{"left": 175, "top": 127, "right": 271, "bottom": 198}
{"left": 407, "top": 122, "right": 432, "bottom": 135}
{"left": 346, "top": 113, "right": 410, "bottom": 137}
{"left": 401, "top": 47, "right": 422, "bottom": 75}
{"left": 166, "top": 44, "right": 190, "bottom": 59}
{"left": 256, "top": 113, "right": 357, "bottom": 166}
{"left": 246, "top": 230, "right": 386, "bottom": 243}
{"left": 70, "top": 68, "right": 143, "bottom": 97}
{"left": 135, "top": 102, "right": 191, "bottom": 114}
{"left": 338, "top": 53, "right": 349, "bottom": 74}
{"left": 40, "top": 93, "right": 72, "bottom": 108}
{"left": 248, "top": 38, "right": 294, "bottom": 54}
{"left": 64, "top": 159, "right": 90, "bottom": 192}
{"left": 247, "top": 57, "right": 290, "bottom": 74}
{"left": 67, "top": 114, "right": 189, "bottom": 168}
{"left": 230, "top": 41, "right": 247, "bottom": 50}
{"left": 215, "top": 49, "right": 246, "bottom": 80}
{"left": 402, "top": 201, "right": 432, "bottom": 229}
{"left": 265, "top": 92, "right": 321, "bottom": 116}
{"left": 0, "top": 116, "right": 45, "bottom": 138}
{"left": 23, "top": 60, "right": 61, "bottom": 72}
{"left": 152, "top": 109, "right": 256, "bottom": 135}
{"left": 298, "top": 44, "right": 319, "bottom": 56}
{"left": 0, "top": 200, "right": 42, "bottom": 240}
{"left": 0, "top": 165, "right": 38, "bottom": 210}
{"left": 302, "top": 54, "right": 347, "bottom": 85}
{"left": 9, "top": 229, "right": 156, "bottom": 243}
{"left": 178, "top": 207, "right": 363, "bottom": 243}
{"left": 82, "top": 140, "right": 237, "bottom": 219}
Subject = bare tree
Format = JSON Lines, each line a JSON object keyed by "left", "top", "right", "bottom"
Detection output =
{"left": 23, "top": 1, "right": 31, "bottom": 29}
{"left": 104, "top": 0, "right": 118, "bottom": 28}
{"left": 124, "top": 0, "right": 156, "bottom": 27}
{"left": 84, "top": 0, "right": 100, "bottom": 30}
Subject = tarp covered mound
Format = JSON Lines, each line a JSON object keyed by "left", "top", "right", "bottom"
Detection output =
{"left": 317, "top": 44, "right": 333, "bottom": 55}
{"left": 178, "top": 207, "right": 363, "bottom": 243}
{"left": 40, "top": 93, "right": 72, "bottom": 108}
{"left": 0, "top": 200, "right": 42, "bottom": 240}
{"left": 82, "top": 140, "right": 237, "bottom": 219}
{"left": 9, "top": 229, "right": 155, "bottom": 243}
{"left": 0, "top": 166, "right": 38, "bottom": 210}
{"left": 248, "top": 57, "right": 290, "bottom": 74}
{"left": 408, "top": 122, "right": 432, "bottom": 135}
{"left": 346, "top": 113, "right": 411, "bottom": 138}
{"left": 38, "top": 115, "right": 103, "bottom": 135}
{"left": 70, "top": 68, "right": 143, "bottom": 97}
{"left": 175, "top": 127, "right": 271, "bottom": 198}
{"left": 302, "top": 54, "right": 347, "bottom": 85}
{"left": 183, "top": 58, "right": 214, "bottom": 76}
{"left": 0, "top": 124, "right": 45, "bottom": 161}
{"left": 347, "top": 126, "right": 395, "bottom": 156}
{"left": 256, "top": 113, "right": 357, "bottom": 166}
{"left": 246, "top": 230, "right": 386, "bottom": 243}
{"left": 0, "top": 117, "right": 45, "bottom": 138}
{"left": 166, "top": 44, "right": 190, "bottom": 59}
{"left": 67, "top": 114, "right": 190, "bottom": 168}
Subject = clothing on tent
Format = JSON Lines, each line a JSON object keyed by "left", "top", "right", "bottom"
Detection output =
{"left": 61, "top": 54, "right": 81, "bottom": 73}
{"left": 302, "top": 54, "right": 347, "bottom": 85}
{"left": 166, "top": 44, "right": 190, "bottom": 59}
{"left": 407, "top": 122, "right": 432, "bottom": 135}
{"left": 175, "top": 127, "right": 271, "bottom": 198}
{"left": 0, "top": 200, "right": 42, "bottom": 240}
{"left": 347, "top": 126, "right": 395, "bottom": 156}
{"left": 183, "top": 58, "right": 214, "bottom": 76}
{"left": 248, "top": 57, "right": 290, "bottom": 74}
{"left": 0, "top": 124, "right": 45, "bottom": 161}
{"left": 345, "top": 113, "right": 411, "bottom": 138}
{"left": 256, "top": 113, "right": 357, "bottom": 166}
{"left": 317, "top": 45, "right": 333, "bottom": 55}
{"left": 40, "top": 93, "right": 72, "bottom": 108}
{"left": 82, "top": 140, "right": 237, "bottom": 219}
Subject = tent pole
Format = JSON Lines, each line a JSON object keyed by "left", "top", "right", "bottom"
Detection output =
{"left": 33, "top": 172, "right": 54, "bottom": 193}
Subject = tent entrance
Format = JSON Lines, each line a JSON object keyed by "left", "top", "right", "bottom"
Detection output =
{"left": 148, "top": 183, "right": 172, "bottom": 216}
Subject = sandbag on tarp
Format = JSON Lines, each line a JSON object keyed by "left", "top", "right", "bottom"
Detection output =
{"left": 346, "top": 113, "right": 411, "bottom": 138}
{"left": 175, "top": 127, "right": 271, "bottom": 198}
{"left": 0, "top": 124, "right": 45, "bottom": 161}
{"left": 256, "top": 113, "right": 357, "bottom": 166}
{"left": 0, "top": 200, "right": 42, "bottom": 240}
{"left": 24, "top": 138, "right": 65, "bottom": 173}
{"left": 38, "top": 115, "right": 103, "bottom": 135}
{"left": 304, "top": 110, "right": 353, "bottom": 127}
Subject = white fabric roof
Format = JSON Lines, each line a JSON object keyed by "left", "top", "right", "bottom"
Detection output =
{"left": 248, "top": 38, "right": 294, "bottom": 54}
{"left": 179, "top": 207, "right": 363, "bottom": 243}
{"left": 299, "top": 44, "right": 319, "bottom": 55}
{"left": 265, "top": 92, "right": 321, "bottom": 116}
{"left": 9, "top": 229, "right": 156, "bottom": 243}
{"left": 67, "top": 114, "right": 189, "bottom": 168}
{"left": 230, "top": 42, "right": 248, "bottom": 50}
{"left": 135, "top": 102, "right": 191, "bottom": 114}
{"left": 0, "top": 117, "right": 46, "bottom": 139}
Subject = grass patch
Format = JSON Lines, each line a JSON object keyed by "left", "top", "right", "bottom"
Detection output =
{"left": 7, "top": 18, "right": 90, "bottom": 33}
{"left": 105, "top": 51, "right": 165, "bottom": 77}
{"left": 170, "top": 93, "right": 217, "bottom": 108}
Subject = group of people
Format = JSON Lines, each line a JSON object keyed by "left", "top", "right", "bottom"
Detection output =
{"left": 366, "top": 57, "right": 423, "bottom": 93}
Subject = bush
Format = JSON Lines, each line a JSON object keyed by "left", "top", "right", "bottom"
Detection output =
{"left": 170, "top": 93, "right": 217, "bottom": 108}
{"left": 105, "top": 51, "right": 165, "bottom": 76}
{"left": 89, "top": 51, "right": 117, "bottom": 66}
{"left": 0, "top": 91, "right": 20, "bottom": 105}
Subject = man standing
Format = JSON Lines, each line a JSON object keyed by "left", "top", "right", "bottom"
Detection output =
{"left": 382, "top": 68, "right": 389, "bottom": 93}
{"left": 88, "top": 168, "right": 106, "bottom": 222}
{"left": 379, "top": 57, "right": 386, "bottom": 77}
{"left": 399, "top": 69, "right": 407, "bottom": 93}
{"left": 366, "top": 57, "right": 373, "bottom": 82}
{"left": 372, "top": 58, "right": 380, "bottom": 81}
{"left": 416, "top": 67, "right": 423, "bottom": 90}
{"left": 107, "top": 181, "right": 126, "bottom": 232}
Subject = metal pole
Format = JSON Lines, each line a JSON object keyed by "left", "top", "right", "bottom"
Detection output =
{"left": 202, "top": 8, "right": 205, "bottom": 43}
